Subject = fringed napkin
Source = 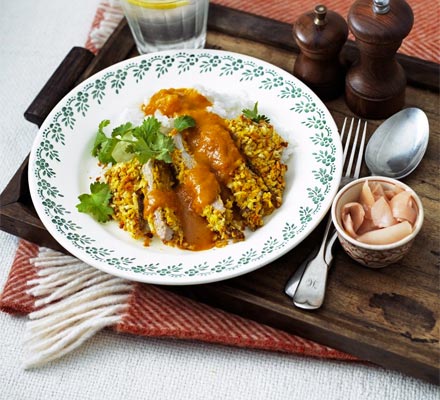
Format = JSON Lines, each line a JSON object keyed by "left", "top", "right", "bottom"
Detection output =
{"left": 85, "top": 0, "right": 124, "bottom": 54}
{"left": 0, "top": 240, "right": 358, "bottom": 368}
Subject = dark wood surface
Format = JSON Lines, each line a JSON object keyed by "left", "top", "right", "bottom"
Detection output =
{"left": 24, "top": 47, "right": 95, "bottom": 126}
{"left": 1, "top": 4, "right": 439, "bottom": 385}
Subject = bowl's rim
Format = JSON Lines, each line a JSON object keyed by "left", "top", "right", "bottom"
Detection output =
{"left": 331, "top": 176, "right": 424, "bottom": 251}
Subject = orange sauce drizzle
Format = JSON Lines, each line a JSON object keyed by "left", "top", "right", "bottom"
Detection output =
{"left": 144, "top": 188, "right": 178, "bottom": 216}
{"left": 143, "top": 88, "right": 243, "bottom": 251}
{"left": 183, "top": 163, "right": 220, "bottom": 214}
{"left": 175, "top": 185, "right": 215, "bottom": 250}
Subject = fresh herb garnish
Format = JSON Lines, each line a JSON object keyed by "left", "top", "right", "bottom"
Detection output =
{"left": 174, "top": 115, "right": 196, "bottom": 132}
{"left": 92, "top": 120, "right": 119, "bottom": 164}
{"left": 76, "top": 182, "right": 114, "bottom": 222}
{"left": 242, "top": 102, "right": 270, "bottom": 123}
{"left": 127, "top": 118, "right": 175, "bottom": 164}
{"left": 111, "top": 122, "right": 134, "bottom": 138}
{"left": 91, "top": 117, "right": 175, "bottom": 164}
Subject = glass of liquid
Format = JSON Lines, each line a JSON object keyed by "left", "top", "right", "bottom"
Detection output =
{"left": 120, "top": 0, "right": 209, "bottom": 54}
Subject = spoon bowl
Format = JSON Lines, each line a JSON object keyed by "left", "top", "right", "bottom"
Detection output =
{"left": 365, "top": 108, "right": 429, "bottom": 179}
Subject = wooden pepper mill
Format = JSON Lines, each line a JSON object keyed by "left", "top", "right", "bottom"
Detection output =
{"left": 293, "top": 5, "right": 348, "bottom": 101}
{"left": 345, "top": 0, "right": 414, "bottom": 118}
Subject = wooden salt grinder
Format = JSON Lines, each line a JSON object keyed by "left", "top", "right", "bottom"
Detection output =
{"left": 293, "top": 5, "right": 348, "bottom": 101}
{"left": 345, "top": 0, "right": 414, "bottom": 119}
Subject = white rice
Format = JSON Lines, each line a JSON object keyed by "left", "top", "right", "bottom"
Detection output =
{"left": 194, "top": 84, "right": 254, "bottom": 120}
{"left": 114, "top": 106, "right": 144, "bottom": 127}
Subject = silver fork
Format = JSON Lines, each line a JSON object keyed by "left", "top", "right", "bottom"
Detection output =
{"left": 285, "top": 117, "right": 367, "bottom": 310}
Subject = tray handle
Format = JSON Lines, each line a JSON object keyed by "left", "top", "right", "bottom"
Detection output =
{"left": 24, "top": 47, "right": 95, "bottom": 127}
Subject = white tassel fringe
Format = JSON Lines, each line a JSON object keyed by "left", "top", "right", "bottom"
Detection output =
{"left": 23, "top": 248, "right": 132, "bottom": 369}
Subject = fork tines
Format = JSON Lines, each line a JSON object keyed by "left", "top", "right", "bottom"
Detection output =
{"left": 340, "top": 117, "right": 368, "bottom": 179}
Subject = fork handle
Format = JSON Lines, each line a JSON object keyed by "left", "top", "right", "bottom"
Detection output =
{"left": 293, "top": 215, "right": 334, "bottom": 309}
{"left": 284, "top": 245, "right": 318, "bottom": 298}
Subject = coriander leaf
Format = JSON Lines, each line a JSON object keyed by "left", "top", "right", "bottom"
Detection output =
{"left": 127, "top": 138, "right": 155, "bottom": 164}
{"left": 140, "top": 116, "right": 162, "bottom": 137}
{"left": 91, "top": 120, "right": 118, "bottom": 164}
{"left": 111, "top": 122, "right": 133, "bottom": 138}
{"left": 242, "top": 102, "right": 270, "bottom": 123}
{"left": 76, "top": 182, "right": 114, "bottom": 223}
{"left": 91, "top": 119, "right": 111, "bottom": 157}
{"left": 174, "top": 115, "right": 196, "bottom": 132}
{"left": 109, "top": 122, "right": 136, "bottom": 163}
{"left": 98, "top": 137, "right": 119, "bottom": 164}
{"left": 129, "top": 117, "right": 175, "bottom": 163}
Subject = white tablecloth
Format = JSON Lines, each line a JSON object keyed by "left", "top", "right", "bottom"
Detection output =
{"left": 0, "top": 1, "right": 438, "bottom": 398}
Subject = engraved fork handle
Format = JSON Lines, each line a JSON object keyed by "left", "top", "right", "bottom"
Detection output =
{"left": 284, "top": 222, "right": 337, "bottom": 299}
{"left": 292, "top": 215, "right": 334, "bottom": 309}
{"left": 284, "top": 245, "right": 318, "bottom": 298}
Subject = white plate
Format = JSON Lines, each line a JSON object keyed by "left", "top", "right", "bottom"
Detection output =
{"left": 29, "top": 49, "right": 342, "bottom": 285}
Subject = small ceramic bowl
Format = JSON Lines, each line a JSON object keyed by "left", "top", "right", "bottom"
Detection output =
{"left": 331, "top": 176, "right": 424, "bottom": 268}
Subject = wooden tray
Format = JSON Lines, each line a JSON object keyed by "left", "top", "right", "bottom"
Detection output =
{"left": 1, "top": 5, "right": 439, "bottom": 384}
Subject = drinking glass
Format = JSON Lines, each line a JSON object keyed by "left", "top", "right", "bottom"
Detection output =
{"left": 120, "top": 0, "right": 209, "bottom": 54}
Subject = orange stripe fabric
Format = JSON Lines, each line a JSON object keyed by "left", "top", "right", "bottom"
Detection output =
{"left": 0, "top": 240, "right": 358, "bottom": 361}
{"left": 117, "top": 281, "right": 358, "bottom": 360}
{"left": 0, "top": 241, "right": 39, "bottom": 314}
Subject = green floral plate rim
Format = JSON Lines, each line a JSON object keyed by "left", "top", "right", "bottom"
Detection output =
{"left": 28, "top": 49, "right": 342, "bottom": 285}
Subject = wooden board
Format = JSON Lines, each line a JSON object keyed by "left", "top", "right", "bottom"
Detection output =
{"left": 1, "top": 4, "right": 439, "bottom": 384}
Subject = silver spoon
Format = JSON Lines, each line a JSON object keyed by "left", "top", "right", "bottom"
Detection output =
{"left": 365, "top": 107, "right": 429, "bottom": 179}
